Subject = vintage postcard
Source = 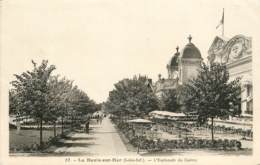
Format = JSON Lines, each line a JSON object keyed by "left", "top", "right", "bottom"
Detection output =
{"left": 0, "top": 0, "right": 260, "bottom": 165}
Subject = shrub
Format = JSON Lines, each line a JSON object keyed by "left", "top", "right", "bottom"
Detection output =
{"left": 130, "top": 138, "right": 242, "bottom": 152}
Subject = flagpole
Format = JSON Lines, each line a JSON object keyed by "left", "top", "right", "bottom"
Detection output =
{"left": 222, "top": 8, "right": 224, "bottom": 36}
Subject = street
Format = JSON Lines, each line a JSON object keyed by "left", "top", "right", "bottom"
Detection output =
{"left": 46, "top": 116, "right": 137, "bottom": 156}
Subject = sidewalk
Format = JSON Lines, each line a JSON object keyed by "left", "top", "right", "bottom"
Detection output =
{"left": 46, "top": 117, "right": 137, "bottom": 156}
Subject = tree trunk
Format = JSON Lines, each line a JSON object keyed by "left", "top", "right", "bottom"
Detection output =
{"left": 40, "top": 118, "right": 43, "bottom": 147}
{"left": 211, "top": 117, "right": 214, "bottom": 142}
{"left": 71, "top": 115, "right": 73, "bottom": 130}
{"left": 53, "top": 122, "right": 56, "bottom": 137}
{"left": 61, "top": 116, "right": 64, "bottom": 135}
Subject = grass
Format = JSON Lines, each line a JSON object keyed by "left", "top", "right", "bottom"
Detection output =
{"left": 9, "top": 128, "right": 62, "bottom": 150}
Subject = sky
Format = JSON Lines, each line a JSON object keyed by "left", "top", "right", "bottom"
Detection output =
{"left": 1, "top": 0, "right": 260, "bottom": 103}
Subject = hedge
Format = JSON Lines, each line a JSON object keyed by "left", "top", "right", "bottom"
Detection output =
{"left": 112, "top": 119, "right": 243, "bottom": 152}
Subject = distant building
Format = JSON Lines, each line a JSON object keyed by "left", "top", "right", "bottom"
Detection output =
{"left": 153, "top": 35, "right": 203, "bottom": 98}
{"left": 208, "top": 34, "right": 252, "bottom": 117}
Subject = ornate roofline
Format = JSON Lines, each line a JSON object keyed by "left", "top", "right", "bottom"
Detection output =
{"left": 208, "top": 34, "right": 252, "bottom": 64}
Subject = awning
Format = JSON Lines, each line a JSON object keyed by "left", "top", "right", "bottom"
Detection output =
{"left": 127, "top": 118, "right": 153, "bottom": 124}
{"left": 149, "top": 110, "right": 186, "bottom": 117}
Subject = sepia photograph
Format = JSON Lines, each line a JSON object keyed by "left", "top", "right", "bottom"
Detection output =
{"left": 0, "top": 0, "right": 260, "bottom": 164}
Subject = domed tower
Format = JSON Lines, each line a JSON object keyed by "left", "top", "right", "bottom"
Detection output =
{"left": 167, "top": 46, "right": 180, "bottom": 79}
{"left": 179, "top": 35, "right": 202, "bottom": 84}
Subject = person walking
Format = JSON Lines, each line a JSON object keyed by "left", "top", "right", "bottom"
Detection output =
{"left": 99, "top": 115, "right": 103, "bottom": 124}
{"left": 96, "top": 115, "right": 100, "bottom": 124}
{"left": 85, "top": 121, "right": 90, "bottom": 133}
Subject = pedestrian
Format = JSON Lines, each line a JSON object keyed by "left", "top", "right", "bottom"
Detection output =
{"left": 85, "top": 121, "right": 89, "bottom": 133}
{"left": 100, "top": 116, "right": 103, "bottom": 124}
{"left": 96, "top": 115, "right": 99, "bottom": 124}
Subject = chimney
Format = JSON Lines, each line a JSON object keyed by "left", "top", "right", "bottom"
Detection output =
{"left": 148, "top": 78, "right": 152, "bottom": 84}
{"left": 158, "top": 74, "right": 162, "bottom": 81}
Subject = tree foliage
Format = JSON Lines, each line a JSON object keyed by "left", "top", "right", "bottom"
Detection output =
{"left": 160, "top": 89, "right": 181, "bottom": 112}
{"left": 105, "top": 75, "right": 159, "bottom": 117}
{"left": 182, "top": 62, "right": 241, "bottom": 141}
{"left": 10, "top": 60, "right": 56, "bottom": 120}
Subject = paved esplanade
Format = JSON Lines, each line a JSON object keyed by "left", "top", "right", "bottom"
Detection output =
{"left": 52, "top": 116, "right": 136, "bottom": 156}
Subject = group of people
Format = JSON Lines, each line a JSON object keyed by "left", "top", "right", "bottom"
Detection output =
{"left": 95, "top": 114, "right": 106, "bottom": 124}
{"left": 85, "top": 113, "right": 106, "bottom": 133}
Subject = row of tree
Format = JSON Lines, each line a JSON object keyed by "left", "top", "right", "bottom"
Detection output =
{"left": 104, "top": 75, "right": 159, "bottom": 118}
{"left": 105, "top": 62, "right": 241, "bottom": 141}
{"left": 9, "top": 60, "right": 98, "bottom": 146}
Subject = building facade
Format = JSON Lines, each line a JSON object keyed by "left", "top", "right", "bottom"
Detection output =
{"left": 208, "top": 34, "right": 253, "bottom": 117}
{"left": 153, "top": 35, "right": 203, "bottom": 98}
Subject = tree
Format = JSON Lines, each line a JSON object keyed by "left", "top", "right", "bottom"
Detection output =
{"left": 67, "top": 86, "right": 97, "bottom": 128}
{"left": 11, "top": 60, "right": 56, "bottom": 146}
{"left": 106, "top": 75, "right": 159, "bottom": 118}
{"left": 160, "top": 89, "right": 181, "bottom": 112}
{"left": 47, "top": 75, "right": 73, "bottom": 136}
{"left": 47, "top": 76, "right": 97, "bottom": 135}
{"left": 9, "top": 90, "right": 19, "bottom": 115}
{"left": 182, "top": 62, "right": 241, "bottom": 142}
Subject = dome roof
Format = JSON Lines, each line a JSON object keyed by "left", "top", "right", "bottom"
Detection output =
{"left": 181, "top": 35, "right": 202, "bottom": 59}
{"left": 167, "top": 47, "right": 180, "bottom": 67}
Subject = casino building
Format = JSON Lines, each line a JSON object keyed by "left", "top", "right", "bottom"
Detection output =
{"left": 208, "top": 34, "right": 253, "bottom": 118}
{"left": 150, "top": 34, "right": 252, "bottom": 128}
{"left": 153, "top": 35, "right": 203, "bottom": 98}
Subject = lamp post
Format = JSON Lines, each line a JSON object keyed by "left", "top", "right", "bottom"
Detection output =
{"left": 136, "top": 124, "right": 144, "bottom": 154}
{"left": 128, "top": 119, "right": 152, "bottom": 154}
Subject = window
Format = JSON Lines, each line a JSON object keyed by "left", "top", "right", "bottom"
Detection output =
{"left": 246, "top": 100, "right": 253, "bottom": 115}
{"left": 247, "top": 85, "right": 253, "bottom": 97}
